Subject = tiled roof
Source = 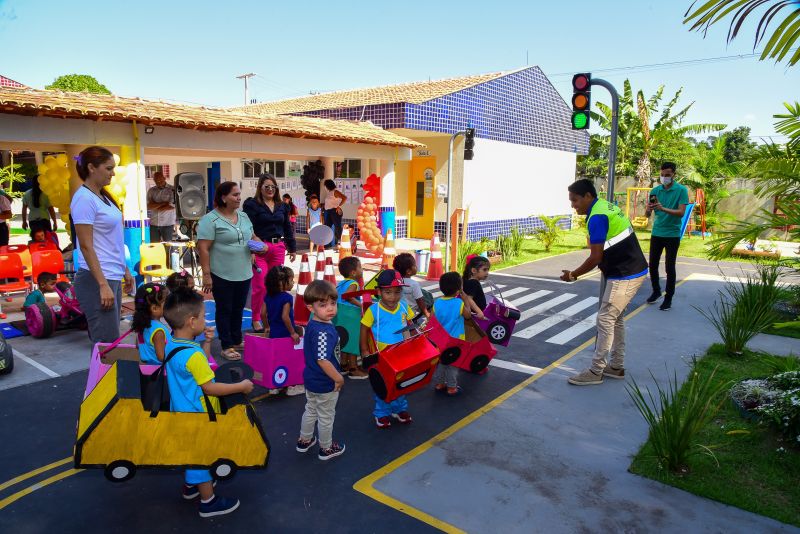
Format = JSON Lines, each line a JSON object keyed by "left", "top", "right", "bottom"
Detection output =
{"left": 0, "top": 87, "right": 423, "bottom": 148}
{"left": 237, "top": 70, "right": 513, "bottom": 115}
{"left": 0, "top": 75, "right": 25, "bottom": 88}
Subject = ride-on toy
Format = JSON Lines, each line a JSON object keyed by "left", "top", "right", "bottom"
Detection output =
{"left": 426, "top": 315, "right": 498, "bottom": 374}
{"left": 472, "top": 293, "right": 521, "bottom": 347}
{"left": 242, "top": 333, "right": 305, "bottom": 389}
{"left": 25, "top": 281, "right": 87, "bottom": 338}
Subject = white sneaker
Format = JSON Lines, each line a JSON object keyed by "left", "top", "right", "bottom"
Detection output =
{"left": 286, "top": 385, "right": 306, "bottom": 396}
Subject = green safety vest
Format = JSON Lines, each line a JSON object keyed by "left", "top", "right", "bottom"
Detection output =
{"left": 587, "top": 199, "right": 647, "bottom": 278}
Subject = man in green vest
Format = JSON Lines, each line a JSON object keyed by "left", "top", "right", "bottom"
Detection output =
{"left": 645, "top": 162, "right": 689, "bottom": 311}
{"left": 560, "top": 179, "right": 648, "bottom": 386}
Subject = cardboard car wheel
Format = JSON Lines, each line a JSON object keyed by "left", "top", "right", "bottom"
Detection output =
{"left": 469, "top": 355, "right": 490, "bottom": 374}
{"left": 335, "top": 326, "right": 349, "bottom": 348}
{"left": 104, "top": 460, "right": 136, "bottom": 483}
{"left": 487, "top": 321, "right": 510, "bottom": 344}
{"left": 211, "top": 459, "right": 237, "bottom": 481}
{"left": 368, "top": 367, "right": 388, "bottom": 401}
{"left": 26, "top": 302, "right": 57, "bottom": 338}
{"left": 440, "top": 346, "right": 461, "bottom": 365}
{"left": 0, "top": 331, "right": 13, "bottom": 375}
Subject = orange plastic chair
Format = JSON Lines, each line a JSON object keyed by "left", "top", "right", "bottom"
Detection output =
{"left": 31, "top": 250, "right": 68, "bottom": 284}
{"left": 0, "top": 253, "right": 30, "bottom": 319}
{"left": 29, "top": 241, "right": 58, "bottom": 253}
{"left": 139, "top": 243, "right": 174, "bottom": 281}
{"left": 0, "top": 244, "right": 33, "bottom": 280}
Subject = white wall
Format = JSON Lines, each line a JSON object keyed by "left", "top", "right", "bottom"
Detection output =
{"left": 462, "top": 138, "right": 576, "bottom": 221}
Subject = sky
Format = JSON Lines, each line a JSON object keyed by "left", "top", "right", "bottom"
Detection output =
{"left": 0, "top": 0, "right": 796, "bottom": 142}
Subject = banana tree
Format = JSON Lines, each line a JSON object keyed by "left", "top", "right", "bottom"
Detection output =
{"left": 683, "top": 137, "right": 743, "bottom": 230}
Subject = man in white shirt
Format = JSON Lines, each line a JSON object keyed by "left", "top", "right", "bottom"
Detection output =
{"left": 146, "top": 171, "right": 176, "bottom": 242}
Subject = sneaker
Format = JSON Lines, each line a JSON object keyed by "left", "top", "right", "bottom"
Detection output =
{"left": 296, "top": 436, "right": 317, "bottom": 453}
{"left": 392, "top": 411, "right": 413, "bottom": 424}
{"left": 348, "top": 368, "right": 369, "bottom": 380}
{"left": 659, "top": 297, "right": 672, "bottom": 311}
{"left": 375, "top": 416, "right": 392, "bottom": 428}
{"left": 198, "top": 495, "right": 240, "bottom": 518}
{"left": 567, "top": 368, "right": 603, "bottom": 386}
{"left": 182, "top": 480, "right": 216, "bottom": 500}
{"left": 318, "top": 441, "right": 346, "bottom": 461}
{"left": 434, "top": 383, "right": 446, "bottom": 393}
{"left": 286, "top": 385, "right": 306, "bottom": 396}
{"left": 446, "top": 386, "right": 462, "bottom": 396}
{"left": 646, "top": 290, "right": 662, "bottom": 304}
{"left": 602, "top": 366, "right": 625, "bottom": 380}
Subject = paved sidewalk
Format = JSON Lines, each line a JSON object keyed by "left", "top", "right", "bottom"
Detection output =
{"left": 368, "top": 273, "right": 799, "bottom": 533}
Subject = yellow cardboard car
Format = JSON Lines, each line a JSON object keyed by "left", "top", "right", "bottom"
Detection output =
{"left": 74, "top": 359, "right": 269, "bottom": 482}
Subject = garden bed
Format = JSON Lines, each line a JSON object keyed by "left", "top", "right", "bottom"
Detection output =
{"left": 629, "top": 345, "right": 800, "bottom": 527}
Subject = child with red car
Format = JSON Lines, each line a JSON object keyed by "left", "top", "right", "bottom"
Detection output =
{"left": 432, "top": 272, "right": 472, "bottom": 396}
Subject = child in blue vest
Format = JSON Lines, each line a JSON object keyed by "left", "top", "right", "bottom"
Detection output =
{"left": 360, "top": 269, "right": 415, "bottom": 428}
{"left": 306, "top": 195, "right": 324, "bottom": 253}
{"left": 163, "top": 288, "right": 253, "bottom": 518}
{"left": 265, "top": 265, "right": 305, "bottom": 396}
{"left": 131, "top": 282, "right": 170, "bottom": 365}
{"left": 432, "top": 272, "right": 472, "bottom": 396}
{"left": 335, "top": 256, "right": 368, "bottom": 379}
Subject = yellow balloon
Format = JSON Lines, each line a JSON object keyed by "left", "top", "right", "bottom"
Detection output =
{"left": 44, "top": 155, "right": 58, "bottom": 169}
{"left": 58, "top": 168, "right": 71, "bottom": 182}
{"left": 55, "top": 154, "right": 68, "bottom": 167}
{"left": 114, "top": 166, "right": 126, "bottom": 178}
{"left": 60, "top": 213, "right": 70, "bottom": 223}
{"left": 37, "top": 163, "right": 50, "bottom": 175}
{"left": 113, "top": 154, "right": 121, "bottom": 166}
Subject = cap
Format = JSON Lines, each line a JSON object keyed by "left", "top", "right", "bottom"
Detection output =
{"left": 375, "top": 269, "right": 407, "bottom": 288}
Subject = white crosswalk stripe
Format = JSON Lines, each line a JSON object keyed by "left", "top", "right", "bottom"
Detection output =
{"left": 518, "top": 293, "right": 576, "bottom": 322}
{"left": 508, "top": 290, "right": 552, "bottom": 307}
{"left": 429, "top": 283, "right": 505, "bottom": 299}
{"left": 490, "top": 286, "right": 528, "bottom": 299}
{"left": 546, "top": 312, "right": 598, "bottom": 345}
{"left": 512, "top": 297, "right": 598, "bottom": 339}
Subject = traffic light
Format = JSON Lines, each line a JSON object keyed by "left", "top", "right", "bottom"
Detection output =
{"left": 571, "top": 73, "right": 591, "bottom": 130}
{"left": 464, "top": 128, "right": 475, "bottom": 160}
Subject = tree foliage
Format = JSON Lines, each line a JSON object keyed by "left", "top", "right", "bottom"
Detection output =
{"left": 683, "top": 137, "right": 742, "bottom": 230}
{"left": 45, "top": 74, "right": 111, "bottom": 94}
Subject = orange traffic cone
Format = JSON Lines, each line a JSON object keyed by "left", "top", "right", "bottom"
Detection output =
{"left": 294, "top": 253, "right": 312, "bottom": 325}
{"left": 323, "top": 257, "right": 337, "bottom": 285}
{"left": 426, "top": 231, "right": 443, "bottom": 281}
{"left": 339, "top": 225, "right": 352, "bottom": 259}
{"left": 314, "top": 246, "right": 326, "bottom": 280}
{"left": 381, "top": 228, "right": 396, "bottom": 270}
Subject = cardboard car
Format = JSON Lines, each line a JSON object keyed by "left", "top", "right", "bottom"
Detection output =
{"left": 75, "top": 359, "right": 269, "bottom": 483}
{"left": 362, "top": 332, "right": 440, "bottom": 402}
{"left": 426, "top": 316, "right": 498, "bottom": 374}
{"left": 472, "top": 295, "right": 521, "bottom": 347}
{"left": 243, "top": 333, "right": 305, "bottom": 389}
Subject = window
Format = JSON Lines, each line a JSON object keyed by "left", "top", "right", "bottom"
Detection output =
{"left": 144, "top": 164, "right": 170, "bottom": 179}
{"left": 334, "top": 159, "right": 361, "bottom": 179}
{"left": 243, "top": 160, "right": 286, "bottom": 178}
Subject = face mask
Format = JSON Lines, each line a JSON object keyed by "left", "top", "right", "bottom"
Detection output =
{"left": 660, "top": 176, "right": 673, "bottom": 186}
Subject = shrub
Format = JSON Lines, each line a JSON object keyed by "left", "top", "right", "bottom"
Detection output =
{"left": 496, "top": 233, "right": 514, "bottom": 261}
{"left": 530, "top": 215, "right": 565, "bottom": 252}
{"left": 456, "top": 239, "right": 488, "bottom": 274}
{"left": 627, "top": 366, "right": 729, "bottom": 473}
{"left": 509, "top": 226, "right": 525, "bottom": 257}
{"left": 756, "top": 371, "right": 800, "bottom": 445}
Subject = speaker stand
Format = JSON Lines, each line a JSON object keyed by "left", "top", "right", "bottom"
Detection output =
{"left": 177, "top": 220, "right": 203, "bottom": 284}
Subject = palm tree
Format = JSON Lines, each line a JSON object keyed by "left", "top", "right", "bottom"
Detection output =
{"left": 683, "top": 137, "right": 742, "bottom": 230}
{"left": 685, "top": 1, "right": 800, "bottom": 66}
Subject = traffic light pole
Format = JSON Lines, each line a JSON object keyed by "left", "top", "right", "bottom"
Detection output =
{"left": 445, "top": 130, "right": 466, "bottom": 271}
{"left": 589, "top": 78, "right": 619, "bottom": 202}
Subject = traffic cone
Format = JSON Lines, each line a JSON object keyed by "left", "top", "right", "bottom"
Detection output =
{"left": 324, "top": 257, "right": 337, "bottom": 285}
{"left": 294, "top": 253, "right": 312, "bottom": 325}
{"left": 426, "top": 231, "right": 443, "bottom": 281}
{"left": 314, "top": 246, "right": 326, "bottom": 280}
{"left": 339, "top": 225, "right": 352, "bottom": 259}
{"left": 381, "top": 228, "right": 396, "bottom": 269}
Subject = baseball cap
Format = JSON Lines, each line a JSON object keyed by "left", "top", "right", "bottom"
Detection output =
{"left": 375, "top": 269, "right": 407, "bottom": 288}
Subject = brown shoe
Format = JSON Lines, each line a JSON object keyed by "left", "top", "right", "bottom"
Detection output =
{"left": 602, "top": 366, "right": 625, "bottom": 379}
{"left": 567, "top": 368, "right": 603, "bottom": 386}
{"left": 348, "top": 366, "right": 369, "bottom": 380}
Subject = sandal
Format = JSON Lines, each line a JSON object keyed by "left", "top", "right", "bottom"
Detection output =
{"left": 222, "top": 348, "right": 242, "bottom": 361}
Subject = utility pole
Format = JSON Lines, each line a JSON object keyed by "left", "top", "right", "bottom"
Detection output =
{"left": 235, "top": 73, "right": 256, "bottom": 106}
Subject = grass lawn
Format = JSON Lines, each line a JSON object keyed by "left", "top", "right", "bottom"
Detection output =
{"left": 629, "top": 345, "right": 800, "bottom": 527}
{"left": 492, "top": 229, "right": 590, "bottom": 271}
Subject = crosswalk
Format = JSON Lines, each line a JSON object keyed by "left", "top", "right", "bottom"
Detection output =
{"left": 419, "top": 279, "right": 598, "bottom": 346}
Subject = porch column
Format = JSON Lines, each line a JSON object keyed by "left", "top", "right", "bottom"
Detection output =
{"left": 118, "top": 144, "right": 148, "bottom": 279}
{"left": 378, "top": 158, "right": 395, "bottom": 236}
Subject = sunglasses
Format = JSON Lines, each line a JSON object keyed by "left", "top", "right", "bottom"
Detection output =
{"left": 262, "top": 184, "right": 277, "bottom": 190}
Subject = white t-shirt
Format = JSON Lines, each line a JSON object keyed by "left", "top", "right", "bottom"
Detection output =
{"left": 402, "top": 277, "right": 424, "bottom": 313}
{"left": 71, "top": 185, "right": 127, "bottom": 280}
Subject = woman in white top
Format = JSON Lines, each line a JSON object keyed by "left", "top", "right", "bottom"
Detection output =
{"left": 71, "top": 146, "right": 134, "bottom": 343}
{"left": 323, "top": 179, "right": 347, "bottom": 248}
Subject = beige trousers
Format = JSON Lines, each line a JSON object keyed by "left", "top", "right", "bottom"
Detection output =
{"left": 591, "top": 276, "right": 645, "bottom": 373}
{"left": 300, "top": 390, "right": 340, "bottom": 449}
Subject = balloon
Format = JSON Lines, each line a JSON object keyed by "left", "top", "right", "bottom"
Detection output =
{"left": 113, "top": 154, "right": 121, "bottom": 166}
{"left": 44, "top": 156, "right": 58, "bottom": 169}
{"left": 364, "top": 196, "right": 373, "bottom": 205}
{"left": 37, "top": 163, "right": 50, "bottom": 175}
{"left": 55, "top": 154, "right": 68, "bottom": 167}
{"left": 114, "top": 166, "right": 126, "bottom": 178}
{"left": 58, "top": 168, "right": 71, "bottom": 181}
{"left": 61, "top": 213, "right": 70, "bottom": 223}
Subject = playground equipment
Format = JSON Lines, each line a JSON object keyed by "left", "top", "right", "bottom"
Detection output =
{"left": 25, "top": 281, "right": 87, "bottom": 338}
{"left": 625, "top": 187, "right": 651, "bottom": 229}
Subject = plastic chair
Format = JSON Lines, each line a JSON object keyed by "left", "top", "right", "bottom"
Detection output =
{"left": 139, "top": 243, "right": 174, "bottom": 281}
{"left": 31, "top": 250, "right": 69, "bottom": 285}
{"left": 29, "top": 241, "right": 59, "bottom": 253}
{"left": 0, "top": 253, "right": 30, "bottom": 319}
{"left": 1, "top": 244, "right": 32, "bottom": 279}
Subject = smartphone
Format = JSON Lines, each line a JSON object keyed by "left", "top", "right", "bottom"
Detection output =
{"left": 649, "top": 195, "right": 657, "bottom": 204}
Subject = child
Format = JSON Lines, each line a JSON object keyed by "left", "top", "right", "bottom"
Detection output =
{"left": 163, "top": 288, "right": 253, "bottom": 517}
{"left": 283, "top": 194, "right": 298, "bottom": 236}
{"left": 393, "top": 252, "right": 430, "bottom": 317}
{"left": 432, "top": 272, "right": 472, "bottom": 396}
{"left": 131, "top": 282, "right": 170, "bottom": 365}
{"left": 265, "top": 265, "right": 305, "bottom": 396}
{"left": 28, "top": 228, "right": 47, "bottom": 245}
{"left": 335, "top": 256, "right": 368, "bottom": 379}
{"left": 23, "top": 272, "right": 56, "bottom": 308}
{"left": 306, "top": 195, "right": 324, "bottom": 253}
{"left": 462, "top": 255, "right": 491, "bottom": 319}
{"left": 360, "top": 269, "right": 415, "bottom": 428}
{"left": 166, "top": 270, "right": 196, "bottom": 292}
{"left": 296, "top": 280, "right": 346, "bottom": 460}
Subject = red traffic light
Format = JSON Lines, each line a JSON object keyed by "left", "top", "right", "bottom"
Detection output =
{"left": 572, "top": 73, "right": 590, "bottom": 91}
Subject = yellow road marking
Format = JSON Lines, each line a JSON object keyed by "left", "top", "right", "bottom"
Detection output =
{"left": 0, "top": 456, "right": 72, "bottom": 493}
{"left": 354, "top": 276, "right": 692, "bottom": 532}
{"left": 0, "top": 469, "right": 83, "bottom": 510}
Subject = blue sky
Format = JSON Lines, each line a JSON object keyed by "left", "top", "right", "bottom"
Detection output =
{"left": 0, "top": 0, "right": 795, "bottom": 141}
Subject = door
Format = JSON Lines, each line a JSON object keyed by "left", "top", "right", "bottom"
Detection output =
{"left": 408, "top": 157, "right": 435, "bottom": 239}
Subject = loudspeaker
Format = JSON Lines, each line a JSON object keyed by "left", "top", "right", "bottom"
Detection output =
{"left": 174, "top": 172, "right": 207, "bottom": 221}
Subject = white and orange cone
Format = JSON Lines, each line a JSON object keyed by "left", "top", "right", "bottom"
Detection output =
{"left": 339, "top": 225, "right": 352, "bottom": 259}
{"left": 426, "top": 231, "right": 443, "bottom": 281}
{"left": 294, "top": 253, "right": 312, "bottom": 325}
{"left": 323, "top": 257, "right": 337, "bottom": 285}
{"left": 314, "top": 245, "right": 326, "bottom": 280}
{"left": 381, "top": 228, "right": 396, "bottom": 270}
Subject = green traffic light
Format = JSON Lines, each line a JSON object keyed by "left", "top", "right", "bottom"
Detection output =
{"left": 572, "top": 112, "right": 588, "bottom": 130}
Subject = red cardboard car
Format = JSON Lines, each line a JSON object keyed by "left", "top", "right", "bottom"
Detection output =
{"left": 426, "top": 316, "right": 498, "bottom": 374}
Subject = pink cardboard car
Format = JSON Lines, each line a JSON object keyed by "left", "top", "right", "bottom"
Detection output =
{"left": 243, "top": 334, "right": 305, "bottom": 389}
{"left": 472, "top": 294, "right": 521, "bottom": 347}
{"left": 426, "top": 316, "right": 497, "bottom": 374}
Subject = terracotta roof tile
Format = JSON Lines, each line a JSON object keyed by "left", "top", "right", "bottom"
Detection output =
{"left": 0, "top": 87, "right": 423, "bottom": 148}
{"left": 236, "top": 70, "right": 514, "bottom": 115}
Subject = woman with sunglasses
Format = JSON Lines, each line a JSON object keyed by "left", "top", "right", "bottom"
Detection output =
{"left": 242, "top": 173, "right": 297, "bottom": 333}
{"left": 197, "top": 181, "right": 259, "bottom": 360}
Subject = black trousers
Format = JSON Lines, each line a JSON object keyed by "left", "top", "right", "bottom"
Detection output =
{"left": 649, "top": 235, "right": 680, "bottom": 297}
{"left": 0, "top": 222, "right": 8, "bottom": 247}
{"left": 210, "top": 273, "right": 251, "bottom": 350}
